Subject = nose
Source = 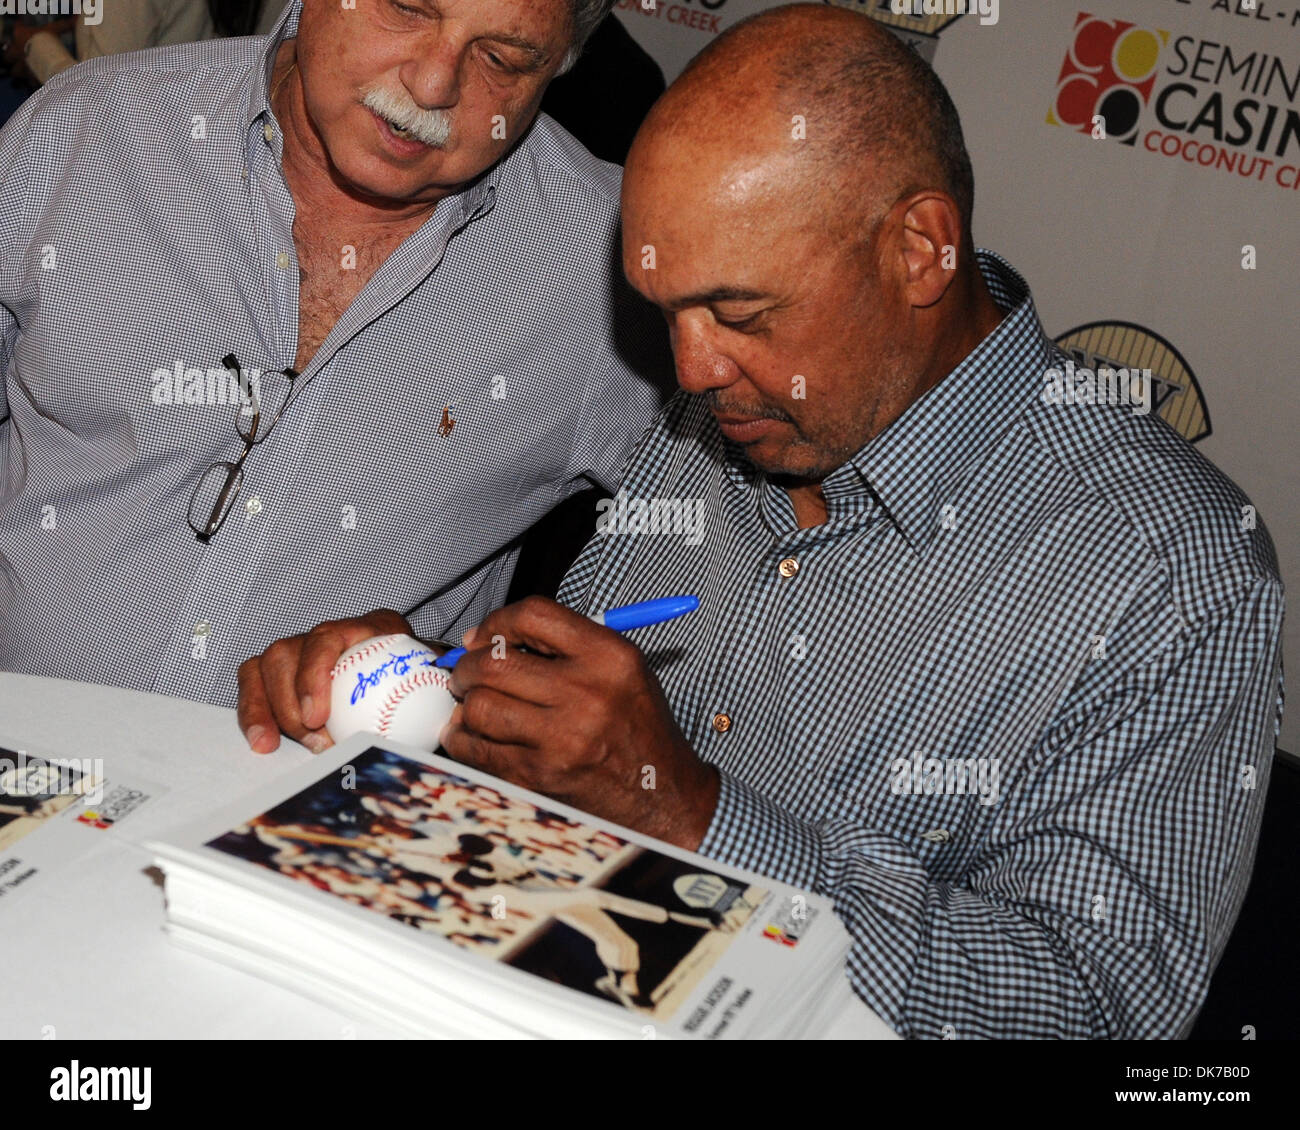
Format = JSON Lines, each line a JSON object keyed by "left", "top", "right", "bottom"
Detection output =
{"left": 401, "top": 31, "right": 464, "bottom": 110}
{"left": 670, "top": 313, "right": 741, "bottom": 395}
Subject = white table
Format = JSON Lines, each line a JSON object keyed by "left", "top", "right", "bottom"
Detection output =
{"left": 0, "top": 673, "right": 897, "bottom": 1040}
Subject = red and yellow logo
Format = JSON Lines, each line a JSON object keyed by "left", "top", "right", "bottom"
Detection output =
{"left": 1048, "top": 13, "right": 1168, "bottom": 145}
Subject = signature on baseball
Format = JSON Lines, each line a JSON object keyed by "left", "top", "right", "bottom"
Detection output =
{"left": 349, "top": 647, "right": 438, "bottom": 705}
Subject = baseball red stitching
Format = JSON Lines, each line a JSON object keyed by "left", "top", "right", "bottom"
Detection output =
{"left": 330, "top": 635, "right": 402, "bottom": 682}
{"left": 375, "top": 668, "right": 451, "bottom": 735}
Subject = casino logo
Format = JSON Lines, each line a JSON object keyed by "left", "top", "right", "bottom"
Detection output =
{"left": 1048, "top": 13, "right": 1169, "bottom": 145}
{"left": 74, "top": 786, "right": 151, "bottom": 831}
{"left": 1054, "top": 322, "right": 1210, "bottom": 443}
{"left": 1045, "top": 11, "right": 1300, "bottom": 191}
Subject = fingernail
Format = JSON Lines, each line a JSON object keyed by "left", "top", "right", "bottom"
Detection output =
{"left": 302, "top": 732, "right": 329, "bottom": 754}
{"left": 461, "top": 627, "right": 478, "bottom": 648}
{"left": 246, "top": 725, "right": 268, "bottom": 750}
{"left": 300, "top": 694, "right": 315, "bottom": 721}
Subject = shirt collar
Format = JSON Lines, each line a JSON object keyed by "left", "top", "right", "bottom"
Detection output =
{"left": 243, "top": 0, "right": 498, "bottom": 225}
{"left": 847, "top": 249, "right": 1054, "bottom": 554}
{"left": 722, "top": 249, "right": 1053, "bottom": 550}
{"left": 244, "top": 0, "right": 299, "bottom": 133}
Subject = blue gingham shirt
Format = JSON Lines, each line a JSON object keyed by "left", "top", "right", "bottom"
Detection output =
{"left": 558, "top": 250, "right": 1286, "bottom": 1039}
{"left": 0, "top": 0, "right": 666, "bottom": 707}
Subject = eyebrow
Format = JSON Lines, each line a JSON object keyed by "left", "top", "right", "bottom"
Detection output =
{"left": 405, "top": 1, "right": 549, "bottom": 66}
{"left": 663, "top": 287, "right": 771, "bottom": 310}
{"left": 484, "top": 34, "right": 548, "bottom": 65}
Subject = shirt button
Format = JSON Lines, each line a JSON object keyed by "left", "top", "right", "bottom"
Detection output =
{"left": 193, "top": 621, "right": 211, "bottom": 637}
{"left": 245, "top": 496, "right": 263, "bottom": 516}
{"left": 778, "top": 556, "right": 800, "bottom": 578}
{"left": 276, "top": 252, "right": 290, "bottom": 270}
{"left": 263, "top": 122, "right": 274, "bottom": 142}
{"left": 712, "top": 712, "right": 732, "bottom": 734}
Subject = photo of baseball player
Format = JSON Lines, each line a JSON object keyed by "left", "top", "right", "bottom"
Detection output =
{"left": 0, "top": 748, "right": 88, "bottom": 851}
{"left": 207, "top": 746, "right": 764, "bottom": 1018}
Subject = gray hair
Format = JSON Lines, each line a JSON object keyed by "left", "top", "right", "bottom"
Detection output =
{"left": 559, "top": 0, "right": 618, "bottom": 73}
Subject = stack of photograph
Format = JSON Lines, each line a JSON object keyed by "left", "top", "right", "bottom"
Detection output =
{"left": 149, "top": 734, "right": 852, "bottom": 1039}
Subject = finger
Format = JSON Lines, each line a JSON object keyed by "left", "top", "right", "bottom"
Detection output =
{"left": 458, "top": 686, "right": 549, "bottom": 749}
{"left": 447, "top": 643, "right": 565, "bottom": 707}
{"left": 463, "top": 595, "right": 602, "bottom": 659}
{"left": 439, "top": 710, "right": 535, "bottom": 782}
{"left": 258, "top": 636, "right": 326, "bottom": 750}
{"left": 236, "top": 657, "right": 281, "bottom": 754}
{"left": 294, "top": 618, "right": 396, "bottom": 731}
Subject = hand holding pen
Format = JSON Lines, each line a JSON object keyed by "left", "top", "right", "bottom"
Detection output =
{"left": 438, "top": 594, "right": 720, "bottom": 851}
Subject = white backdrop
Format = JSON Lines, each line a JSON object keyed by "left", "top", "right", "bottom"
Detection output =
{"left": 614, "top": 0, "right": 1298, "bottom": 755}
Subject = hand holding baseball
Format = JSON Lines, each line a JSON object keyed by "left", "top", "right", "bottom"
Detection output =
{"left": 237, "top": 609, "right": 415, "bottom": 754}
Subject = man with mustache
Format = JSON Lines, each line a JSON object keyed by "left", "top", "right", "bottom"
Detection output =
{"left": 0, "top": 0, "right": 666, "bottom": 719}
{"left": 238, "top": 5, "right": 1285, "bottom": 1038}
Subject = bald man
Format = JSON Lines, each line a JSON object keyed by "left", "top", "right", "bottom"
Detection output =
{"left": 241, "top": 5, "right": 1285, "bottom": 1039}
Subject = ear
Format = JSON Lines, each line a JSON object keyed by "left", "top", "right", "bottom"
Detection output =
{"left": 898, "top": 192, "right": 964, "bottom": 310}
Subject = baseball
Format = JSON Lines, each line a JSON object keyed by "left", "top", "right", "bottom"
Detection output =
{"left": 326, "top": 634, "right": 456, "bottom": 751}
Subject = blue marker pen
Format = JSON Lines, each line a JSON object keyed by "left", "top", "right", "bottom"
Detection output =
{"left": 434, "top": 594, "right": 699, "bottom": 669}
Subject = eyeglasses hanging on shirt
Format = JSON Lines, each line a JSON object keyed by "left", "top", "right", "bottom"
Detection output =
{"left": 186, "top": 354, "right": 299, "bottom": 543}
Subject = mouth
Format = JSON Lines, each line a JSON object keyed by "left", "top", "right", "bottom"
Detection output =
{"left": 370, "top": 108, "right": 434, "bottom": 155}
{"left": 712, "top": 414, "right": 784, "bottom": 444}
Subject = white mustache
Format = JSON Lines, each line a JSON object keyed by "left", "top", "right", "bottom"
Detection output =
{"left": 361, "top": 84, "right": 451, "bottom": 148}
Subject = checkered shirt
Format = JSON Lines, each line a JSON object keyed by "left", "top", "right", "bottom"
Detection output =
{"left": 558, "top": 250, "right": 1286, "bottom": 1039}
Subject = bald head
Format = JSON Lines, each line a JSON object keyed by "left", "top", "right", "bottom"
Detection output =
{"left": 633, "top": 3, "right": 974, "bottom": 246}
{"left": 619, "top": 4, "right": 1003, "bottom": 488}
